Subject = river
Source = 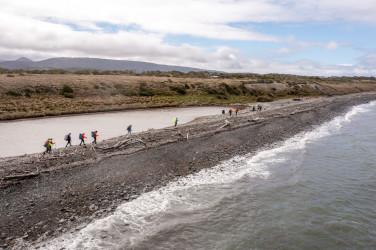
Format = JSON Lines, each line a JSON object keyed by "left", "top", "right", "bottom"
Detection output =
{"left": 0, "top": 106, "right": 228, "bottom": 158}
{"left": 29, "top": 102, "right": 376, "bottom": 249}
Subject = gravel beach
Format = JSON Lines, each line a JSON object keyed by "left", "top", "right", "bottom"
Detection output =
{"left": 1, "top": 92, "right": 376, "bottom": 249}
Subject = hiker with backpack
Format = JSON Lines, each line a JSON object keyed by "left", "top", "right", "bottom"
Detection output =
{"left": 173, "top": 117, "right": 179, "bottom": 127}
{"left": 79, "top": 132, "right": 86, "bottom": 146}
{"left": 44, "top": 138, "right": 55, "bottom": 154}
{"left": 127, "top": 125, "right": 132, "bottom": 135}
{"left": 65, "top": 133, "right": 72, "bottom": 147}
{"left": 229, "top": 109, "right": 233, "bottom": 116}
{"left": 92, "top": 131, "right": 98, "bottom": 144}
{"left": 235, "top": 108, "right": 238, "bottom": 115}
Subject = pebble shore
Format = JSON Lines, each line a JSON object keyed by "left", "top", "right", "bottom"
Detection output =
{"left": 1, "top": 92, "right": 376, "bottom": 249}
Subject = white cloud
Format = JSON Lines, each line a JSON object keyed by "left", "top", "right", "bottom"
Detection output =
{"left": 0, "top": 0, "right": 375, "bottom": 76}
{"left": 325, "top": 41, "right": 339, "bottom": 51}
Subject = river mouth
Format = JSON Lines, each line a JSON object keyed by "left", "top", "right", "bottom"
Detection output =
{"left": 0, "top": 106, "right": 229, "bottom": 157}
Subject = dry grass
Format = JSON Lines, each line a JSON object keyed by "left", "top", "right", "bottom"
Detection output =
{"left": 0, "top": 74, "right": 375, "bottom": 120}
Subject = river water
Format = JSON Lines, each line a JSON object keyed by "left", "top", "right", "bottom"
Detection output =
{"left": 0, "top": 106, "right": 228, "bottom": 158}
{"left": 31, "top": 101, "right": 376, "bottom": 249}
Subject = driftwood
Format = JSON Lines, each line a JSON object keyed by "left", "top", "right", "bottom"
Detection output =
{"left": 217, "top": 121, "right": 231, "bottom": 130}
{"left": 2, "top": 172, "right": 40, "bottom": 181}
{"left": 97, "top": 139, "right": 146, "bottom": 151}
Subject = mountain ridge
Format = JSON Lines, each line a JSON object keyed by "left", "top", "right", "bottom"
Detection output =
{"left": 0, "top": 57, "right": 209, "bottom": 73}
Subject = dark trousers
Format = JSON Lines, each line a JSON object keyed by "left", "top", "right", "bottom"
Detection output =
{"left": 93, "top": 137, "right": 97, "bottom": 144}
{"left": 80, "top": 139, "right": 85, "bottom": 146}
{"left": 66, "top": 140, "right": 71, "bottom": 147}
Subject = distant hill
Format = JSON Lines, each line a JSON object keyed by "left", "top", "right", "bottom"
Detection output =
{"left": 0, "top": 57, "right": 208, "bottom": 73}
{"left": 15, "top": 57, "right": 34, "bottom": 62}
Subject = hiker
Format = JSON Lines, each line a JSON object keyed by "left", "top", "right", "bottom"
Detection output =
{"left": 222, "top": 110, "right": 225, "bottom": 115}
{"left": 65, "top": 133, "right": 72, "bottom": 147}
{"left": 229, "top": 109, "right": 232, "bottom": 116}
{"left": 79, "top": 132, "right": 86, "bottom": 146}
{"left": 92, "top": 131, "right": 98, "bottom": 144}
{"left": 44, "top": 138, "right": 54, "bottom": 154}
{"left": 235, "top": 108, "right": 238, "bottom": 115}
{"left": 257, "top": 105, "right": 260, "bottom": 111}
{"left": 259, "top": 104, "right": 263, "bottom": 111}
{"left": 173, "top": 117, "right": 179, "bottom": 127}
{"left": 252, "top": 105, "right": 255, "bottom": 111}
{"left": 127, "top": 125, "right": 132, "bottom": 134}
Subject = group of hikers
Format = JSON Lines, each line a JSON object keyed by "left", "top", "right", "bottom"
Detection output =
{"left": 223, "top": 105, "right": 263, "bottom": 117}
{"left": 43, "top": 118, "right": 180, "bottom": 154}
{"left": 44, "top": 130, "right": 100, "bottom": 154}
{"left": 43, "top": 106, "right": 263, "bottom": 154}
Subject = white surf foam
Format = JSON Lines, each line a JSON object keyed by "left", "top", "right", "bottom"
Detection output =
{"left": 24, "top": 101, "right": 376, "bottom": 249}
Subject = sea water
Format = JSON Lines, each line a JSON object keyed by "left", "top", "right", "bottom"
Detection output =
{"left": 30, "top": 101, "right": 376, "bottom": 249}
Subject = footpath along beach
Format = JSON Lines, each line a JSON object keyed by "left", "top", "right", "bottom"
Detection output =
{"left": 1, "top": 92, "right": 376, "bottom": 248}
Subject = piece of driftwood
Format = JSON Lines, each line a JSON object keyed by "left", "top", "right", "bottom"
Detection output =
{"left": 217, "top": 121, "right": 230, "bottom": 130}
{"left": 97, "top": 139, "right": 146, "bottom": 151}
{"left": 3, "top": 172, "right": 40, "bottom": 181}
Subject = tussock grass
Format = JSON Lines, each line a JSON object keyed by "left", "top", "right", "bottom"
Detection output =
{"left": 0, "top": 74, "right": 375, "bottom": 120}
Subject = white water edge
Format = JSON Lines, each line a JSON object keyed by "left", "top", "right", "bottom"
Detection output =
{"left": 20, "top": 101, "right": 375, "bottom": 249}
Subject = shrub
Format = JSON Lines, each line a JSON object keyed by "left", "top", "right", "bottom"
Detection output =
{"left": 169, "top": 86, "right": 187, "bottom": 95}
{"left": 114, "top": 83, "right": 123, "bottom": 89}
{"left": 220, "top": 83, "right": 240, "bottom": 95}
{"left": 6, "top": 90, "right": 22, "bottom": 96}
{"left": 184, "top": 83, "right": 190, "bottom": 89}
{"left": 7, "top": 74, "right": 15, "bottom": 77}
{"left": 62, "top": 85, "right": 74, "bottom": 93}
{"left": 63, "top": 92, "right": 74, "bottom": 98}
{"left": 122, "top": 90, "right": 138, "bottom": 96}
{"left": 139, "top": 84, "right": 155, "bottom": 96}
{"left": 256, "top": 96, "right": 274, "bottom": 102}
{"left": 139, "top": 89, "right": 155, "bottom": 96}
{"left": 204, "top": 87, "right": 218, "bottom": 95}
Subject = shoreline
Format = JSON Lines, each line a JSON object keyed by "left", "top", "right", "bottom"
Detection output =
{"left": 0, "top": 103, "right": 235, "bottom": 124}
{"left": 1, "top": 92, "right": 376, "bottom": 248}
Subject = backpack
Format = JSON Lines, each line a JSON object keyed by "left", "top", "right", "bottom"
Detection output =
{"left": 79, "top": 133, "right": 82, "bottom": 139}
{"left": 127, "top": 125, "right": 131, "bottom": 130}
{"left": 44, "top": 141, "right": 48, "bottom": 147}
{"left": 64, "top": 134, "right": 69, "bottom": 141}
{"left": 91, "top": 131, "right": 95, "bottom": 137}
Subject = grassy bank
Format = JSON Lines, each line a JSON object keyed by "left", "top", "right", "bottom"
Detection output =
{"left": 1, "top": 73, "right": 376, "bottom": 120}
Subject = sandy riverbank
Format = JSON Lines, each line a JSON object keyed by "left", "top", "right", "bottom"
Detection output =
{"left": 1, "top": 92, "right": 376, "bottom": 248}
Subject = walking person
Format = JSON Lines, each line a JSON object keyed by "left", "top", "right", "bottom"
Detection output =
{"left": 44, "top": 138, "right": 54, "bottom": 154}
{"left": 229, "top": 109, "right": 232, "bottom": 116}
{"left": 65, "top": 133, "right": 72, "bottom": 147}
{"left": 79, "top": 132, "right": 86, "bottom": 146}
{"left": 173, "top": 117, "right": 179, "bottom": 127}
{"left": 92, "top": 131, "right": 98, "bottom": 144}
{"left": 235, "top": 108, "right": 238, "bottom": 115}
{"left": 127, "top": 125, "right": 132, "bottom": 135}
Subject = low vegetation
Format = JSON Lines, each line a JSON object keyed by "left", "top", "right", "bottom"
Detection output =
{"left": 0, "top": 71, "right": 375, "bottom": 120}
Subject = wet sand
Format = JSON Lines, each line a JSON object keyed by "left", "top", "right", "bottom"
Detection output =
{"left": 1, "top": 92, "right": 376, "bottom": 248}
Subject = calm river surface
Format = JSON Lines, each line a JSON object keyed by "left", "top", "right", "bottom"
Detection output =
{"left": 33, "top": 101, "right": 376, "bottom": 249}
{"left": 0, "top": 106, "right": 228, "bottom": 158}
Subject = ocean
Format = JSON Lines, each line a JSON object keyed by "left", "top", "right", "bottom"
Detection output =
{"left": 32, "top": 101, "right": 376, "bottom": 249}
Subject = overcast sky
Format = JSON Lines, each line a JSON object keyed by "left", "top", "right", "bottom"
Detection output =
{"left": 1, "top": 0, "right": 376, "bottom": 76}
